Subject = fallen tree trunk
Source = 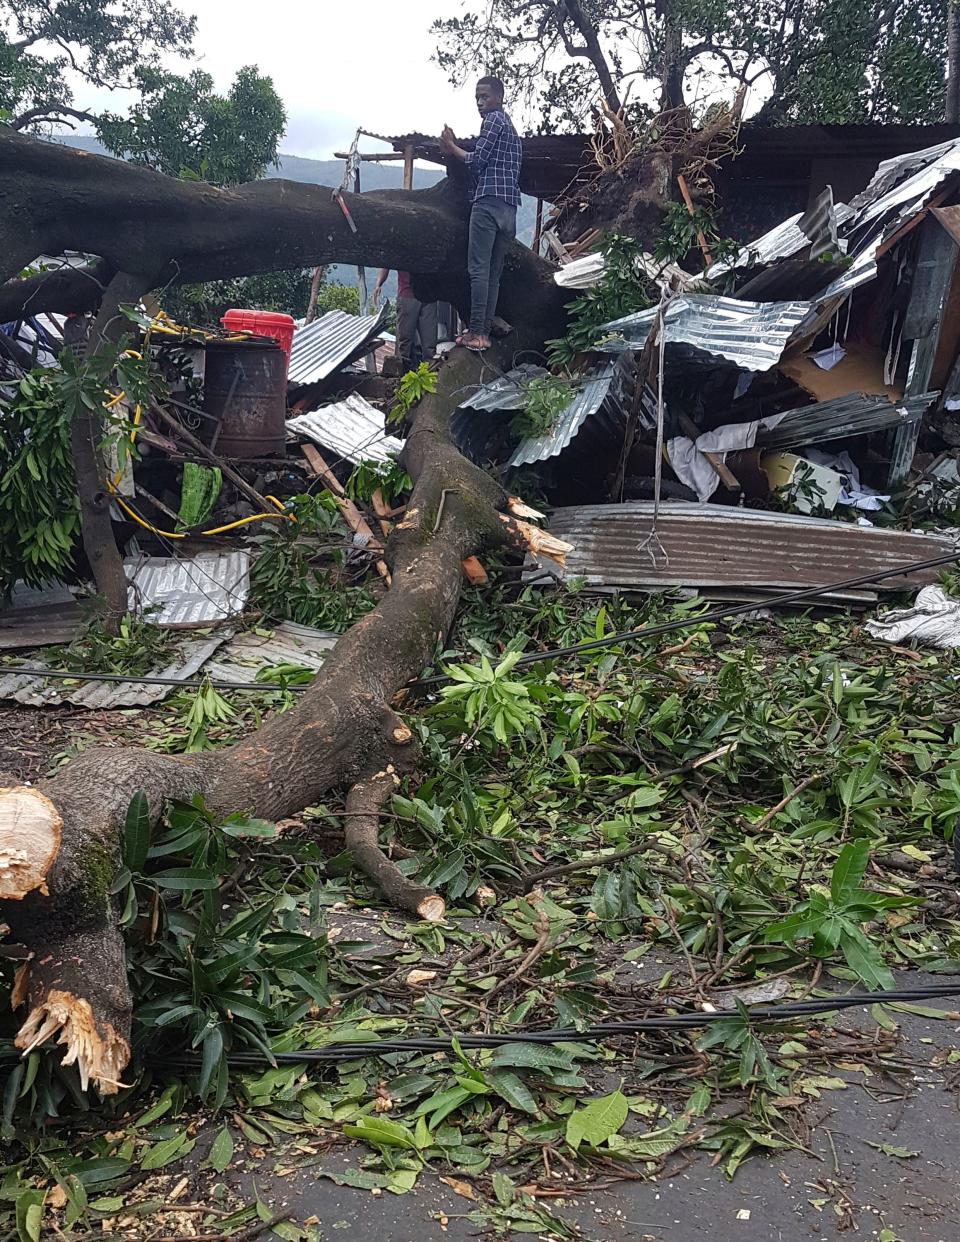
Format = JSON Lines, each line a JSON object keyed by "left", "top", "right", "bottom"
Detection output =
{"left": 0, "top": 128, "right": 569, "bottom": 342}
{"left": 0, "top": 124, "right": 576, "bottom": 1096}
{"left": 0, "top": 345, "right": 572, "bottom": 1095}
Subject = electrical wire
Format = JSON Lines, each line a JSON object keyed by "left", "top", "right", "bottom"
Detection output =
{"left": 161, "top": 982, "right": 960, "bottom": 1067}
{"left": 5, "top": 546, "right": 960, "bottom": 696}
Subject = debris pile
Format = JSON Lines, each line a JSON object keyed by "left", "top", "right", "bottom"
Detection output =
{"left": 449, "top": 136, "right": 960, "bottom": 600}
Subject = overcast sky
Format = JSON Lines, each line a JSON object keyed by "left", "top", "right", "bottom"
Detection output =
{"left": 68, "top": 0, "right": 501, "bottom": 159}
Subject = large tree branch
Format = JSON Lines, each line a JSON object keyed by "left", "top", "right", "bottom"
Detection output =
{"left": 11, "top": 106, "right": 97, "bottom": 132}
{"left": 0, "top": 342, "right": 571, "bottom": 1093}
{"left": 0, "top": 128, "right": 569, "bottom": 340}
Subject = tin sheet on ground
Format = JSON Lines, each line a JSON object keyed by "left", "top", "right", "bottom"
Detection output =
{"left": 0, "top": 622, "right": 340, "bottom": 709}
{"left": 125, "top": 551, "right": 250, "bottom": 628}
{"left": 524, "top": 502, "right": 953, "bottom": 604}
{"left": 286, "top": 395, "right": 403, "bottom": 466}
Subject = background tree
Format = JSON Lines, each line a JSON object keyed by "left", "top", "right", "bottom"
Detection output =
{"left": 96, "top": 65, "right": 286, "bottom": 184}
{"left": 159, "top": 271, "right": 359, "bottom": 325}
{"left": 432, "top": 0, "right": 952, "bottom": 129}
{"left": 1, "top": 0, "right": 195, "bottom": 131}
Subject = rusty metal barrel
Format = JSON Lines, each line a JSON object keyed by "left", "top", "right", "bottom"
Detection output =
{"left": 202, "top": 340, "right": 287, "bottom": 459}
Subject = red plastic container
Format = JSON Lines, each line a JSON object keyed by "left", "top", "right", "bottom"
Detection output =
{"left": 221, "top": 309, "right": 296, "bottom": 360}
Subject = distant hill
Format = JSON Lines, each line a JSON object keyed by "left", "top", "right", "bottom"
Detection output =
{"left": 57, "top": 137, "right": 537, "bottom": 293}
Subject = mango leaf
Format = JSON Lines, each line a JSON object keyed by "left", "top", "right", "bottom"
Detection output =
{"left": 605, "top": 1118, "right": 688, "bottom": 1161}
{"left": 831, "top": 839, "right": 870, "bottom": 905}
{"left": 205, "top": 1126, "right": 234, "bottom": 1173}
{"left": 123, "top": 791, "right": 151, "bottom": 872}
{"left": 566, "top": 1089, "right": 628, "bottom": 1150}
{"left": 343, "top": 1116, "right": 419, "bottom": 1150}
{"left": 140, "top": 1131, "right": 195, "bottom": 1171}
{"left": 487, "top": 1069, "right": 538, "bottom": 1114}
{"left": 152, "top": 868, "right": 221, "bottom": 891}
{"left": 15, "top": 1190, "right": 43, "bottom": 1242}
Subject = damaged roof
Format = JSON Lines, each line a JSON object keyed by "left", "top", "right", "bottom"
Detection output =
{"left": 599, "top": 295, "right": 812, "bottom": 371}
{"left": 287, "top": 306, "right": 389, "bottom": 387}
{"left": 451, "top": 356, "right": 635, "bottom": 468}
{"left": 287, "top": 394, "right": 404, "bottom": 466}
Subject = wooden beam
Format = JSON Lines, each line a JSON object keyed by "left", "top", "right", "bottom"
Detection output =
{"left": 300, "top": 444, "right": 391, "bottom": 584}
{"left": 402, "top": 144, "right": 415, "bottom": 192}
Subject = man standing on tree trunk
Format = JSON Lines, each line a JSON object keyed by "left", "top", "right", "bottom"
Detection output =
{"left": 440, "top": 76, "right": 522, "bottom": 353}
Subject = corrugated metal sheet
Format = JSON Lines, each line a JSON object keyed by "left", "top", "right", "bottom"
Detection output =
{"left": 509, "top": 363, "right": 623, "bottom": 467}
{"left": 0, "top": 634, "right": 227, "bottom": 708}
{"left": 287, "top": 395, "right": 403, "bottom": 465}
{"left": 287, "top": 306, "right": 389, "bottom": 386}
{"left": 554, "top": 251, "right": 698, "bottom": 291}
{"left": 756, "top": 392, "right": 936, "bottom": 450}
{"left": 524, "top": 502, "right": 952, "bottom": 603}
{"left": 599, "top": 296, "right": 812, "bottom": 371}
{"left": 203, "top": 621, "right": 339, "bottom": 685}
{"left": 451, "top": 357, "right": 634, "bottom": 467}
{"left": 0, "top": 622, "right": 339, "bottom": 710}
{"left": 125, "top": 551, "right": 250, "bottom": 628}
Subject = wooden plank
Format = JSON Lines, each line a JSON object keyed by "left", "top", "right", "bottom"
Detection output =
{"left": 677, "top": 413, "right": 740, "bottom": 491}
{"left": 300, "top": 445, "right": 391, "bottom": 584}
{"left": 889, "top": 215, "right": 960, "bottom": 487}
{"left": 402, "top": 144, "right": 415, "bottom": 192}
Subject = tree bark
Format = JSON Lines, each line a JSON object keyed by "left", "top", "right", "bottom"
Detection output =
{"left": 72, "top": 271, "right": 154, "bottom": 630}
{"left": 0, "top": 124, "right": 575, "bottom": 1095}
{"left": 0, "top": 345, "right": 572, "bottom": 1094}
{"left": 948, "top": 0, "right": 960, "bottom": 124}
{"left": 0, "top": 128, "right": 569, "bottom": 344}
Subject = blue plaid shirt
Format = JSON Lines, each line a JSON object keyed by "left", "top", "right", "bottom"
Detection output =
{"left": 464, "top": 110, "right": 522, "bottom": 207}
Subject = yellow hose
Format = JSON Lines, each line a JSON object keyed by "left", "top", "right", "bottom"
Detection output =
{"left": 103, "top": 349, "right": 295, "bottom": 537}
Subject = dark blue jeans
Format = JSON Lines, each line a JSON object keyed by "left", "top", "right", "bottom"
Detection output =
{"left": 468, "top": 196, "right": 517, "bottom": 335}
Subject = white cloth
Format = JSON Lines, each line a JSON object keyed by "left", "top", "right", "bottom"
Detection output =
{"left": 667, "top": 413, "right": 788, "bottom": 501}
{"left": 865, "top": 585, "right": 960, "bottom": 649}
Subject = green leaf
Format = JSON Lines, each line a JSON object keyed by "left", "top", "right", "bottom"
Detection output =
{"left": 566, "top": 1089, "right": 629, "bottom": 1150}
{"left": 205, "top": 1126, "right": 235, "bottom": 1173}
{"left": 344, "top": 1116, "right": 419, "bottom": 1150}
{"left": 152, "top": 868, "right": 221, "bottom": 891}
{"left": 831, "top": 839, "right": 870, "bottom": 905}
{"left": 487, "top": 1069, "right": 538, "bottom": 1114}
{"left": 198, "top": 1026, "right": 224, "bottom": 1098}
{"left": 221, "top": 817, "right": 278, "bottom": 839}
{"left": 140, "top": 1131, "right": 195, "bottom": 1171}
{"left": 123, "top": 791, "right": 151, "bottom": 872}
{"left": 839, "top": 926, "right": 894, "bottom": 990}
{"left": 15, "top": 1190, "right": 44, "bottom": 1242}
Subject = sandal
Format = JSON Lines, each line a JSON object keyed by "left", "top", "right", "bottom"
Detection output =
{"left": 457, "top": 331, "right": 489, "bottom": 352}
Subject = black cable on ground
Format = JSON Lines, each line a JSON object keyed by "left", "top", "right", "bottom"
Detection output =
{"left": 5, "top": 548, "right": 959, "bottom": 697}
{"left": 162, "top": 981, "right": 960, "bottom": 1067}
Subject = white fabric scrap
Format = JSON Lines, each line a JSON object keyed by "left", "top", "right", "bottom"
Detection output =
{"left": 811, "top": 343, "right": 846, "bottom": 371}
{"left": 667, "top": 412, "right": 787, "bottom": 501}
{"left": 865, "top": 585, "right": 960, "bottom": 650}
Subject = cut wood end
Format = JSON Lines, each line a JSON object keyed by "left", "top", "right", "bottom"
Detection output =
{"left": 417, "top": 895, "right": 446, "bottom": 923}
{"left": 391, "top": 724, "right": 413, "bottom": 745}
{"left": 15, "top": 989, "right": 129, "bottom": 1096}
{"left": 507, "top": 496, "right": 546, "bottom": 521}
{"left": 0, "top": 786, "right": 62, "bottom": 900}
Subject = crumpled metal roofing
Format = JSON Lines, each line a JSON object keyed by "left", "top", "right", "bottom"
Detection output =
{"left": 125, "top": 550, "right": 250, "bottom": 628}
{"left": 202, "top": 621, "right": 339, "bottom": 685}
{"left": 287, "top": 394, "right": 403, "bottom": 465}
{"left": 287, "top": 306, "right": 389, "bottom": 386}
{"left": 599, "top": 295, "right": 812, "bottom": 371}
{"left": 0, "top": 621, "right": 339, "bottom": 709}
{"left": 0, "top": 634, "right": 227, "bottom": 708}
{"left": 452, "top": 357, "right": 634, "bottom": 467}
{"left": 523, "top": 502, "right": 952, "bottom": 603}
{"left": 756, "top": 391, "right": 937, "bottom": 450}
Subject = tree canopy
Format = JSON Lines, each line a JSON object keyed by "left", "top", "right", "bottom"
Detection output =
{"left": 97, "top": 65, "right": 287, "bottom": 185}
{"left": 432, "top": 0, "right": 951, "bottom": 129}
{"left": 1, "top": 0, "right": 195, "bottom": 131}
